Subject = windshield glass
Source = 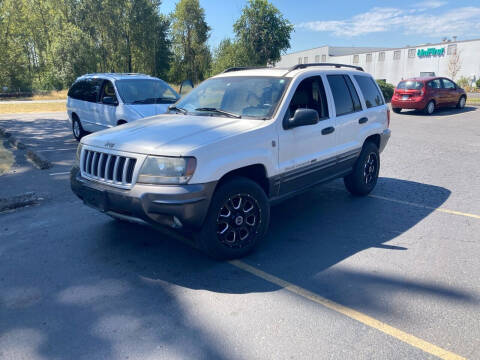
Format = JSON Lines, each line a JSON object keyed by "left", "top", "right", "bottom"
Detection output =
{"left": 174, "top": 76, "right": 290, "bottom": 119}
{"left": 397, "top": 80, "right": 424, "bottom": 90}
{"left": 116, "top": 79, "right": 179, "bottom": 104}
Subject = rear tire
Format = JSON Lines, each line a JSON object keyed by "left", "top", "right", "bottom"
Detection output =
{"left": 344, "top": 142, "right": 380, "bottom": 196}
{"left": 424, "top": 100, "right": 435, "bottom": 115}
{"left": 456, "top": 96, "right": 466, "bottom": 109}
{"left": 196, "top": 177, "right": 270, "bottom": 260}
{"left": 72, "top": 115, "right": 86, "bottom": 141}
{"left": 392, "top": 108, "right": 402, "bottom": 114}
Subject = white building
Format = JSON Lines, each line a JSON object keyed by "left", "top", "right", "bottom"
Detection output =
{"left": 276, "top": 38, "right": 480, "bottom": 86}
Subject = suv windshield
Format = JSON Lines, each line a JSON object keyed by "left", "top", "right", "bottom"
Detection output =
{"left": 116, "top": 79, "right": 179, "bottom": 105}
{"left": 174, "top": 76, "right": 290, "bottom": 119}
{"left": 397, "top": 80, "right": 424, "bottom": 90}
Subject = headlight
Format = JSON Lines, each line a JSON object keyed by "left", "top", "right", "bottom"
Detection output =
{"left": 75, "top": 143, "right": 83, "bottom": 165}
{"left": 138, "top": 156, "right": 196, "bottom": 184}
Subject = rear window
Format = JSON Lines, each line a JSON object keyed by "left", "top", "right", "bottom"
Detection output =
{"left": 354, "top": 75, "right": 384, "bottom": 108}
{"left": 327, "top": 74, "right": 362, "bottom": 116}
{"left": 69, "top": 79, "right": 103, "bottom": 102}
{"left": 397, "top": 81, "right": 424, "bottom": 90}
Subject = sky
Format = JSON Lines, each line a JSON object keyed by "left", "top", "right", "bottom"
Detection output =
{"left": 160, "top": 0, "right": 480, "bottom": 53}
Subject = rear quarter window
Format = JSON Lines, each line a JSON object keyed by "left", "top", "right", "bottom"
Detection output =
{"left": 354, "top": 75, "right": 384, "bottom": 108}
{"left": 68, "top": 81, "right": 84, "bottom": 100}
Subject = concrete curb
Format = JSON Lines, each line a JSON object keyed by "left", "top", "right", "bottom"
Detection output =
{"left": 0, "top": 126, "right": 52, "bottom": 169}
{"left": 0, "top": 192, "right": 40, "bottom": 212}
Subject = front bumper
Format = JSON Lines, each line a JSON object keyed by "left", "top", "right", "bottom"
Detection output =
{"left": 71, "top": 166, "right": 216, "bottom": 229}
{"left": 379, "top": 129, "right": 391, "bottom": 153}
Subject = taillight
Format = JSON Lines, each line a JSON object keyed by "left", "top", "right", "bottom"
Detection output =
{"left": 387, "top": 109, "right": 390, "bottom": 127}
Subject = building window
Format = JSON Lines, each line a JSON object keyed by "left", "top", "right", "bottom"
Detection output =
{"left": 298, "top": 57, "right": 302, "bottom": 64}
{"left": 366, "top": 54, "right": 372, "bottom": 62}
{"left": 322, "top": 54, "right": 327, "bottom": 62}
{"left": 408, "top": 49, "right": 416, "bottom": 58}
{"left": 393, "top": 50, "right": 401, "bottom": 60}
{"left": 378, "top": 52, "right": 385, "bottom": 62}
{"left": 447, "top": 44, "right": 457, "bottom": 55}
{"left": 353, "top": 55, "right": 359, "bottom": 64}
{"left": 315, "top": 55, "right": 320, "bottom": 63}
{"left": 304, "top": 56, "right": 308, "bottom": 64}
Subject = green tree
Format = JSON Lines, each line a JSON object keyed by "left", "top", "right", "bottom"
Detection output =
{"left": 210, "top": 38, "right": 249, "bottom": 75}
{"left": 169, "top": 0, "right": 211, "bottom": 84}
{"left": 233, "top": 0, "right": 293, "bottom": 66}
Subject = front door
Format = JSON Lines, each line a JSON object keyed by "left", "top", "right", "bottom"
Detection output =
{"left": 97, "top": 80, "right": 119, "bottom": 128}
{"left": 277, "top": 75, "right": 337, "bottom": 196}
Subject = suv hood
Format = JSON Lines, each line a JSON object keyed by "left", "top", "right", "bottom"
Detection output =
{"left": 82, "top": 114, "right": 263, "bottom": 156}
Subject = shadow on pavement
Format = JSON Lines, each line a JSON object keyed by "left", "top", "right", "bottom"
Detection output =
{"left": 1, "top": 177, "right": 477, "bottom": 359}
{"left": 398, "top": 105, "right": 477, "bottom": 116}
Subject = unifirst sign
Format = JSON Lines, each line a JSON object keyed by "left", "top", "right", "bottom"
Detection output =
{"left": 417, "top": 47, "right": 445, "bottom": 57}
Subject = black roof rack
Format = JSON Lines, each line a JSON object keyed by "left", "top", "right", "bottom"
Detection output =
{"left": 222, "top": 66, "right": 269, "bottom": 73}
{"left": 287, "top": 63, "right": 364, "bottom": 74}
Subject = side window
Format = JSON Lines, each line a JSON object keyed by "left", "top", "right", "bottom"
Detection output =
{"left": 344, "top": 76, "right": 362, "bottom": 111}
{"left": 100, "top": 81, "right": 118, "bottom": 102}
{"left": 68, "top": 82, "right": 83, "bottom": 100}
{"left": 327, "top": 74, "right": 359, "bottom": 116}
{"left": 287, "top": 76, "right": 329, "bottom": 120}
{"left": 354, "top": 75, "right": 384, "bottom": 108}
{"left": 428, "top": 79, "right": 442, "bottom": 89}
{"left": 83, "top": 78, "right": 102, "bottom": 103}
{"left": 442, "top": 79, "right": 455, "bottom": 89}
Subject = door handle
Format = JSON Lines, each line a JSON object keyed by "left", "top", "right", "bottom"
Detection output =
{"left": 321, "top": 126, "right": 335, "bottom": 135}
{"left": 358, "top": 117, "right": 368, "bottom": 124}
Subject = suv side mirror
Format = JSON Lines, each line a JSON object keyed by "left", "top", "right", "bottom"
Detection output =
{"left": 179, "top": 80, "right": 194, "bottom": 96}
{"left": 103, "top": 96, "right": 118, "bottom": 106}
{"left": 284, "top": 108, "right": 319, "bottom": 129}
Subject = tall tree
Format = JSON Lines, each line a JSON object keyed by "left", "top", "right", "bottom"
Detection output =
{"left": 169, "top": 0, "right": 210, "bottom": 84}
{"left": 210, "top": 38, "right": 248, "bottom": 76}
{"left": 233, "top": 0, "right": 293, "bottom": 66}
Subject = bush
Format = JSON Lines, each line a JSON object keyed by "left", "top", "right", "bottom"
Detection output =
{"left": 476, "top": 79, "right": 480, "bottom": 89}
{"left": 376, "top": 79, "right": 394, "bottom": 102}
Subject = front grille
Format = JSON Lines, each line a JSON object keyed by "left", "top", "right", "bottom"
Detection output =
{"left": 81, "top": 149, "right": 137, "bottom": 186}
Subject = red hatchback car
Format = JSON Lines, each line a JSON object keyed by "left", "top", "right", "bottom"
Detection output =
{"left": 391, "top": 77, "right": 467, "bottom": 115}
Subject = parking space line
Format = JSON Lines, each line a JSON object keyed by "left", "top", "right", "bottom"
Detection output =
{"left": 49, "top": 171, "right": 70, "bottom": 176}
{"left": 369, "top": 194, "right": 480, "bottom": 220}
{"left": 37, "top": 148, "right": 76, "bottom": 152}
{"left": 229, "top": 260, "right": 466, "bottom": 360}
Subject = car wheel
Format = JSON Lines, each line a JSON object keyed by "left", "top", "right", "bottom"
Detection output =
{"left": 456, "top": 96, "right": 466, "bottom": 109}
{"left": 72, "top": 116, "right": 86, "bottom": 141}
{"left": 424, "top": 100, "right": 435, "bottom": 115}
{"left": 197, "top": 177, "right": 270, "bottom": 260}
{"left": 344, "top": 141, "right": 380, "bottom": 196}
{"left": 392, "top": 108, "right": 402, "bottom": 114}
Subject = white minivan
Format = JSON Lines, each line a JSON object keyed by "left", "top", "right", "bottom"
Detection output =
{"left": 67, "top": 73, "right": 180, "bottom": 140}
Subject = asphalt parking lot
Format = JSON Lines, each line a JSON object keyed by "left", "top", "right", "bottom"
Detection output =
{"left": 0, "top": 106, "right": 479, "bottom": 359}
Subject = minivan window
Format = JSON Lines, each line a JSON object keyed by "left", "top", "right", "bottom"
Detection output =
{"left": 327, "top": 74, "right": 357, "bottom": 116}
{"left": 100, "top": 81, "right": 117, "bottom": 103}
{"left": 355, "top": 75, "right": 384, "bottom": 108}
{"left": 397, "top": 80, "right": 424, "bottom": 90}
{"left": 82, "top": 78, "right": 103, "bottom": 102}
{"left": 68, "top": 81, "right": 84, "bottom": 100}
{"left": 175, "top": 76, "right": 290, "bottom": 119}
{"left": 116, "top": 79, "right": 179, "bottom": 104}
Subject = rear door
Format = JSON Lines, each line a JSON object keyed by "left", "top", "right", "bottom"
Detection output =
{"left": 427, "top": 79, "right": 443, "bottom": 105}
{"left": 325, "top": 73, "right": 364, "bottom": 155}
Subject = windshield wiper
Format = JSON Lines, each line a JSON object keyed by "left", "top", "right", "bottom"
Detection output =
{"left": 168, "top": 105, "right": 188, "bottom": 114}
{"left": 195, "top": 107, "right": 241, "bottom": 119}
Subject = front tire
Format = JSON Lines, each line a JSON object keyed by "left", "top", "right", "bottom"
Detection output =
{"left": 197, "top": 177, "right": 270, "bottom": 260}
{"left": 344, "top": 142, "right": 380, "bottom": 196}
{"left": 72, "top": 115, "right": 86, "bottom": 141}
{"left": 424, "top": 100, "right": 435, "bottom": 115}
